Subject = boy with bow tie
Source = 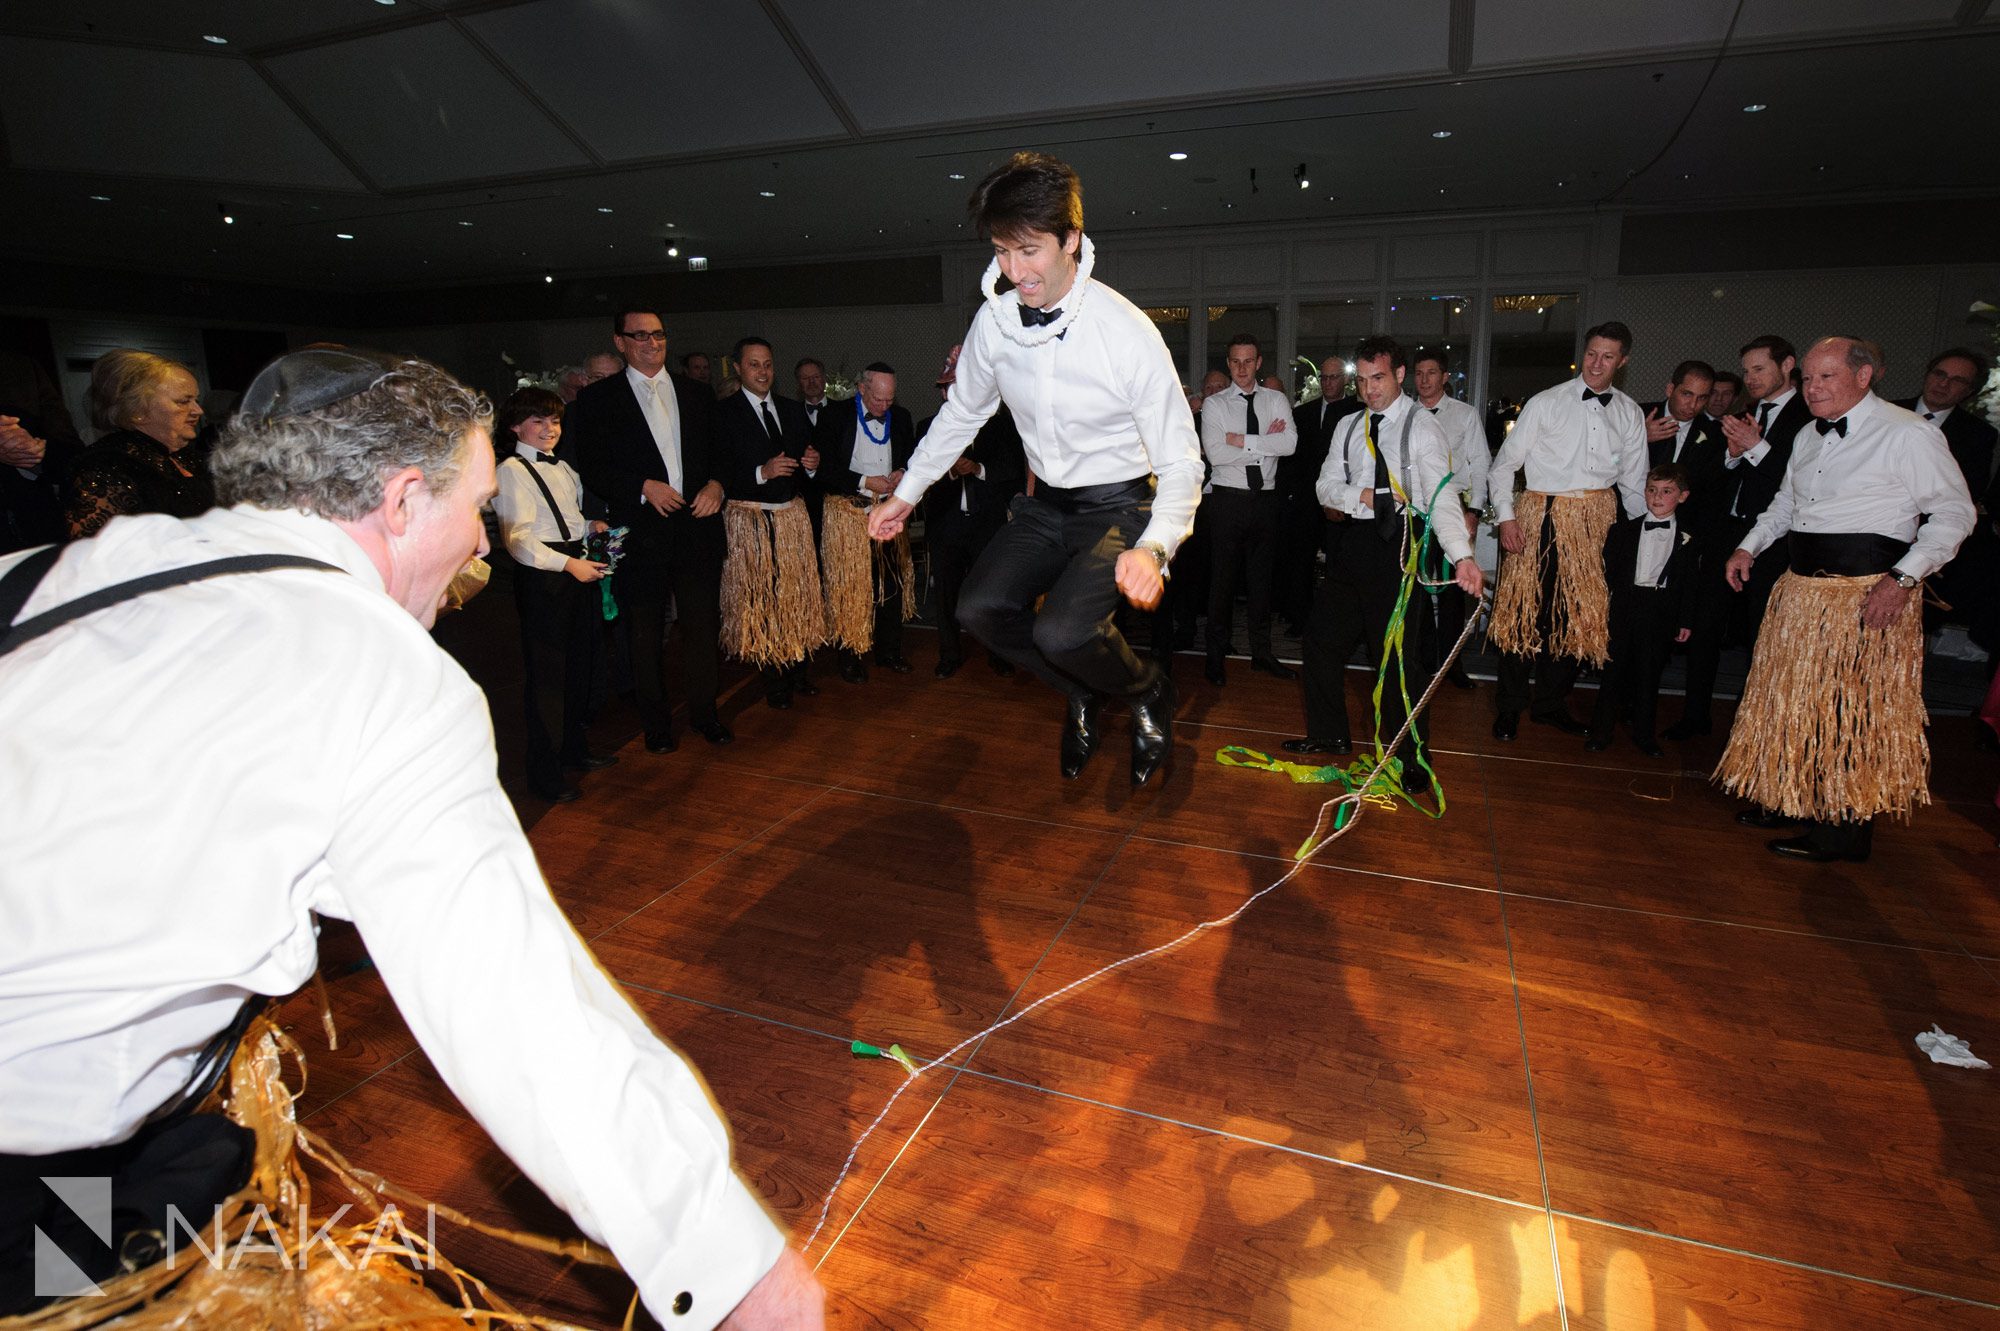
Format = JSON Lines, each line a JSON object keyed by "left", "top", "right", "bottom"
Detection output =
{"left": 1587, "top": 464, "right": 1698, "bottom": 758}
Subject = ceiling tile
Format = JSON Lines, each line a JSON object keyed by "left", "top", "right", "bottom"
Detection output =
{"left": 1730, "top": 0, "right": 1962, "bottom": 41}
{"left": 0, "top": 38, "right": 363, "bottom": 190}
{"left": 262, "top": 22, "right": 591, "bottom": 188}
{"left": 779, "top": 0, "right": 1451, "bottom": 131}
{"left": 465, "top": 0, "right": 845, "bottom": 160}
{"left": 1473, "top": 0, "right": 1738, "bottom": 66}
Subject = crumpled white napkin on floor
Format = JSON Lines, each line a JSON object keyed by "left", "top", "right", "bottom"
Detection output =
{"left": 1915, "top": 1025, "right": 1990, "bottom": 1070}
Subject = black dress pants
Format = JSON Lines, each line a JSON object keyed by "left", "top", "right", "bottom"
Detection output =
{"left": 1273, "top": 493, "right": 1325, "bottom": 630}
{"left": 930, "top": 507, "right": 1005, "bottom": 664}
{"left": 1681, "top": 529, "right": 1785, "bottom": 729}
{"left": 514, "top": 562, "right": 600, "bottom": 792}
{"left": 1204, "top": 486, "right": 1281, "bottom": 659}
{"left": 614, "top": 512, "right": 723, "bottom": 734}
{"left": 1590, "top": 593, "right": 1671, "bottom": 743}
{"left": 958, "top": 482, "right": 1160, "bottom": 701}
{"left": 1304, "top": 522, "right": 1433, "bottom": 762}
{"left": 1496, "top": 514, "right": 1582, "bottom": 719}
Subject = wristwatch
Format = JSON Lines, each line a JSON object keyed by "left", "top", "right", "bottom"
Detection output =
{"left": 1135, "top": 540, "right": 1170, "bottom": 580}
{"left": 1892, "top": 571, "right": 1919, "bottom": 590}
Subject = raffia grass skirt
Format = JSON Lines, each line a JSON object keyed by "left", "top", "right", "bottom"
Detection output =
{"left": 1489, "top": 488, "right": 1617, "bottom": 666}
{"left": 1713, "top": 571, "right": 1929, "bottom": 822}
{"left": 721, "top": 499, "right": 825, "bottom": 667}
{"left": 820, "top": 496, "right": 916, "bottom": 655}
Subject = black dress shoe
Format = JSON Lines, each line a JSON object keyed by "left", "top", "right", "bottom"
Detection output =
{"left": 692, "top": 719, "right": 734, "bottom": 745}
{"left": 534, "top": 783, "right": 582, "bottom": 804}
{"left": 1447, "top": 668, "right": 1476, "bottom": 690}
{"left": 1633, "top": 737, "right": 1665, "bottom": 759}
{"left": 1583, "top": 733, "right": 1611, "bottom": 752}
{"left": 935, "top": 658, "right": 962, "bottom": 679}
{"left": 1767, "top": 834, "right": 1868, "bottom": 863}
{"left": 765, "top": 691, "right": 793, "bottom": 710}
{"left": 1532, "top": 712, "right": 1590, "bottom": 736}
{"left": 794, "top": 677, "right": 820, "bottom": 697}
{"left": 1401, "top": 762, "right": 1431, "bottom": 797}
{"left": 1492, "top": 712, "right": 1519, "bottom": 741}
{"left": 645, "top": 730, "right": 677, "bottom": 754}
{"left": 1204, "top": 656, "right": 1227, "bottom": 685}
{"left": 839, "top": 659, "right": 868, "bottom": 684}
{"left": 562, "top": 752, "right": 618, "bottom": 771}
{"left": 989, "top": 656, "right": 1015, "bottom": 677}
{"left": 1663, "top": 718, "right": 1711, "bottom": 741}
{"left": 1251, "top": 655, "right": 1299, "bottom": 680}
{"left": 1281, "top": 737, "right": 1351, "bottom": 756}
{"left": 875, "top": 653, "right": 913, "bottom": 674}
{"left": 1130, "top": 676, "right": 1176, "bottom": 787}
{"left": 1060, "top": 694, "right": 1102, "bottom": 780}
{"left": 1736, "top": 806, "right": 1799, "bottom": 829}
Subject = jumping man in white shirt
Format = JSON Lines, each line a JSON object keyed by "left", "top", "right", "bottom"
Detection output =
{"left": 866, "top": 152, "right": 1203, "bottom": 786}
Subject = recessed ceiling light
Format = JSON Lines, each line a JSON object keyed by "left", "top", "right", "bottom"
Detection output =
{"left": 458, "top": 220, "right": 473, "bottom": 227}
{"left": 1437, "top": 187, "right": 1446, "bottom": 194}
{"left": 947, "top": 172, "right": 965, "bottom": 180}
{"left": 202, "top": 34, "right": 228, "bottom": 44}
{"left": 666, "top": 246, "right": 679, "bottom": 257}
{"left": 1298, "top": 177, "right": 1310, "bottom": 190}
{"left": 665, "top": 222, "right": 677, "bottom": 228}
{"left": 374, "top": 0, "right": 396, "bottom": 5}
{"left": 1169, "top": 151, "right": 1188, "bottom": 161}
{"left": 758, "top": 190, "right": 776, "bottom": 198}
{"left": 221, "top": 214, "right": 234, "bottom": 224}
{"left": 1431, "top": 130, "right": 1452, "bottom": 139}
{"left": 596, "top": 206, "right": 613, "bottom": 213}
{"left": 90, "top": 194, "right": 111, "bottom": 202}
{"left": 544, "top": 274, "right": 553, "bottom": 283}
{"left": 335, "top": 232, "right": 354, "bottom": 240}
{"left": 1742, "top": 103, "right": 1767, "bottom": 113}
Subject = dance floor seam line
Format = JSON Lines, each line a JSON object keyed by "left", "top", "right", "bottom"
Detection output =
{"left": 820, "top": 781, "right": 1141, "bottom": 839}
{"left": 1552, "top": 1208, "right": 2000, "bottom": 1313}
{"left": 1484, "top": 756, "right": 1574, "bottom": 1331}
{"left": 295, "top": 1046, "right": 417, "bottom": 1126}
{"left": 1127, "top": 830, "right": 1502, "bottom": 897}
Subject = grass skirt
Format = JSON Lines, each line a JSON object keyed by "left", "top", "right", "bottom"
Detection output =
{"left": 721, "top": 499, "right": 826, "bottom": 667}
{"left": 820, "top": 496, "right": 915, "bottom": 654}
{"left": 1713, "top": 571, "right": 1929, "bottom": 822}
{"left": 1489, "top": 489, "right": 1616, "bottom": 666}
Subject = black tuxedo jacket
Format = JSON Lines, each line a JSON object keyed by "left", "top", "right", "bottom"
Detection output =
{"left": 1893, "top": 396, "right": 1997, "bottom": 500}
{"left": 1286, "top": 394, "right": 1365, "bottom": 503}
{"left": 815, "top": 399, "right": 916, "bottom": 498}
{"left": 1703, "top": 394, "right": 1809, "bottom": 543}
{"left": 564, "top": 369, "right": 722, "bottom": 537}
{"left": 0, "top": 351, "right": 85, "bottom": 553}
{"left": 1603, "top": 513, "right": 1698, "bottom": 636}
{"left": 916, "top": 403, "right": 1026, "bottom": 537}
{"left": 717, "top": 390, "right": 816, "bottom": 504}
{"left": 1639, "top": 404, "right": 1726, "bottom": 532}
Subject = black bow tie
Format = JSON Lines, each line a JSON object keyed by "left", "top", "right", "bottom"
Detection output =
{"left": 531, "top": 452, "right": 561, "bottom": 466}
{"left": 1817, "top": 417, "right": 1848, "bottom": 437}
{"left": 1643, "top": 519, "right": 1671, "bottom": 531}
{"left": 1580, "top": 389, "right": 1611, "bottom": 406}
{"left": 866, "top": 413, "right": 885, "bottom": 423}
{"left": 1019, "top": 304, "right": 1063, "bottom": 327}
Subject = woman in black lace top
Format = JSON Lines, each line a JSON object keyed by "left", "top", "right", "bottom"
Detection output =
{"left": 64, "top": 350, "right": 214, "bottom": 539}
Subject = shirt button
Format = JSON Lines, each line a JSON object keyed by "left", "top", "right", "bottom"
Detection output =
{"left": 673, "top": 1291, "right": 693, "bottom": 1316}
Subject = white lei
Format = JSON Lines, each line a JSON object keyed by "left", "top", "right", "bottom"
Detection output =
{"left": 980, "top": 233, "right": 1095, "bottom": 348}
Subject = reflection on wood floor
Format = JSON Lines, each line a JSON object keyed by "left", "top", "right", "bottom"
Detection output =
{"left": 279, "top": 627, "right": 2000, "bottom": 1330}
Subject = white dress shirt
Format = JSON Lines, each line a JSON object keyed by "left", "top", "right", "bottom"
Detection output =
{"left": 1634, "top": 514, "right": 1677, "bottom": 587}
{"left": 0, "top": 505, "right": 781, "bottom": 1330}
{"left": 1741, "top": 393, "right": 1976, "bottom": 581}
{"left": 627, "top": 364, "right": 683, "bottom": 494}
{"left": 847, "top": 401, "right": 893, "bottom": 494}
{"left": 1420, "top": 393, "right": 1489, "bottom": 510}
{"left": 1198, "top": 384, "right": 1297, "bottom": 490}
{"left": 1489, "top": 377, "right": 1648, "bottom": 521}
{"left": 1730, "top": 386, "right": 1796, "bottom": 472}
{"left": 1314, "top": 394, "right": 1475, "bottom": 565}
{"left": 895, "top": 235, "right": 1204, "bottom": 557}
{"left": 1916, "top": 402, "right": 1954, "bottom": 428}
{"left": 739, "top": 388, "right": 788, "bottom": 488}
{"left": 492, "top": 442, "right": 588, "bottom": 571}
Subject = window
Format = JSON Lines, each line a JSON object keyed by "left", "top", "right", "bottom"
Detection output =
{"left": 1389, "top": 294, "right": 1470, "bottom": 401}
{"left": 1208, "top": 304, "right": 1280, "bottom": 392}
{"left": 1487, "top": 292, "right": 1579, "bottom": 447}
{"left": 1296, "top": 299, "right": 1375, "bottom": 403}
{"left": 1138, "top": 305, "right": 1192, "bottom": 383}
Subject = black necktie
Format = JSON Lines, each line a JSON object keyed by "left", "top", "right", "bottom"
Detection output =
{"left": 759, "top": 399, "right": 781, "bottom": 444}
{"left": 1817, "top": 417, "right": 1848, "bottom": 437}
{"left": 1241, "top": 393, "right": 1263, "bottom": 490}
{"left": 1581, "top": 389, "right": 1610, "bottom": 406}
{"left": 1923, "top": 410, "right": 1938, "bottom": 422}
{"left": 1368, "top": 412, "right": 1395, "bottom": 542}
{"left": 1019, "top": 304, "right": 1062, "bottom": 327}
{"left": 1644, "top": 519, "right": 1670, "bottom": 531}
{"left": 1757, "top": 401, "right": 1774, "bottom": 432}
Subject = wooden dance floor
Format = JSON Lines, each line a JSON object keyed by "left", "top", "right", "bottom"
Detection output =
{"left": 279, "top": 632, "right": 2000, "bottom": 1329}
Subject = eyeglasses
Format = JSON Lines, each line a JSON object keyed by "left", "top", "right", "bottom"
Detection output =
{"left": 618, "top": 329, "right": 668, "bottom": 342}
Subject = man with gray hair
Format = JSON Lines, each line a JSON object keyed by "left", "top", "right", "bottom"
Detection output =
{"left": 0, "top": 349, "right": 820, "bottom": 1328}
{"left": 1717, "top": 336, "right": 1975, "bottom": 863}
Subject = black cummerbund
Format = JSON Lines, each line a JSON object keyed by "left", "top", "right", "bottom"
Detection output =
{"left": 1788, "top": 531, "right": 1910, "bottom": 577}
{"left": 1029, "top": 475, "right": 1152, "bottom": 515}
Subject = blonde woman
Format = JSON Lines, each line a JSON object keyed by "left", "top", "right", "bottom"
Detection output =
{"left": 64, "top": 349, "right": 212, "bottom": 538}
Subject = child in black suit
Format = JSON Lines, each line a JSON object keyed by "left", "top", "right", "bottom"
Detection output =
{"left": 490, "top": 387, "right": 611, "bottom": 802}
{"left": 1588, "top": 463, "right": 1698, "bottom": 758}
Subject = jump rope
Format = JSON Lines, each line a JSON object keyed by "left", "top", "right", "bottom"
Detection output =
{"left": 804, "top": 436, "right": 1492, "bottom": 1261}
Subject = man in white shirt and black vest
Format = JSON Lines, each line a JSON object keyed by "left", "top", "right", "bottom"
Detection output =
{"left": 1486, "top": 321, "right": 1649, "bottom": 740}
{"left": 1199, "top": 333, "right": 1297, "bottom": 684}
{"left": 867, "top": 152, "right": 1202, "bottom": 786}
{"left": 1718, "top": 336, "right": 1975, "bottom": 863}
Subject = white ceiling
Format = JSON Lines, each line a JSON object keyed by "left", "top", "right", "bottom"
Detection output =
{"left": 0, "top": 0, "right": 1993, "bottom": 292}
